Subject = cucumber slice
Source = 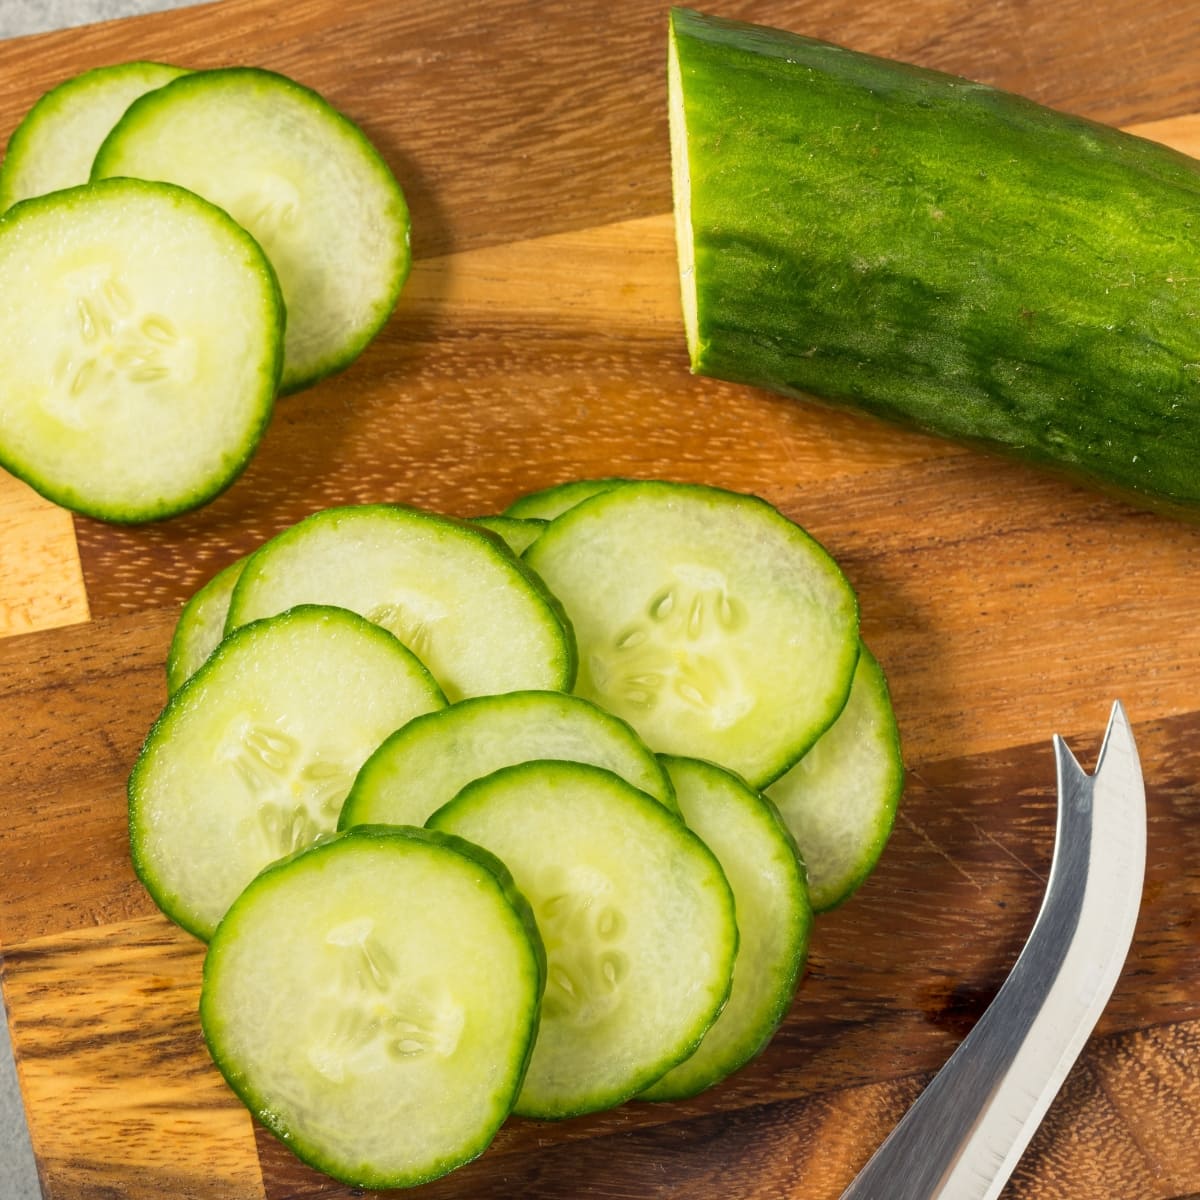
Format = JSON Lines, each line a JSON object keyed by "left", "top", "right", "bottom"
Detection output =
{"left": 0, "top": 61, "right": 187, "bottom": 214}
{"left": 201, "top": 824, "right": 544, "bottom": 1190}
{"left": 225, "top": 504, "right": 576, "bottom": 702}
{"left": 0, "top": 178, "right": 284, "bottom": 523}
{"left": 503, "top": 477, "right": 631, "bottom": 521}
{"left": 166, "top": 557, "right": 247, "bottom": 694}
{"left": 92, "top": 67, "right": 410, "bottom": 393}
{"left": 766, "top": 643, "right": 903, "bottom": 911}
{"left": 524, "top": 481, "right": 860, "bottom": 788}
{"left": 428, "top": 760, "right": 736, "bottom": 1120}
{"left": 470, "top": 515, "right": 547, "bottom": 556}
{"left": 640, "top": 756, "right": 810, "bottom": 1100}
{"left": 340, "top": 690, "right": 677, "bottom": 830}
{"left": 129, "top": 605, "right": 446, "bottom": 940}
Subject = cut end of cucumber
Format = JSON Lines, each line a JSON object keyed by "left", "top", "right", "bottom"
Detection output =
{"left": 667, "top": 16, "right": 700, "bottom": 367}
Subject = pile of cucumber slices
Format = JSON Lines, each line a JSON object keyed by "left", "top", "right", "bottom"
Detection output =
{"left": 0, "top": 61, "right": 410, "bottom": 522}
{"left": 129, "top": 477, "right": 903, "bottom": 1189}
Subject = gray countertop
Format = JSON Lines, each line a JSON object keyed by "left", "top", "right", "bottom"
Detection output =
{"left": 0, "top": 0, "right": 201, "bottom": 38}
{"left": 0, "top": 5, "right": 205, "bottom": 1197}
{"left": 0, "top": 1003, "right": 36, "bottom": 1200}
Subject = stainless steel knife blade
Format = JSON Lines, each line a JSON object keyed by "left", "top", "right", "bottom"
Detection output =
{"left": 837, "top": 701, "right": 1146, "bottom": 1200}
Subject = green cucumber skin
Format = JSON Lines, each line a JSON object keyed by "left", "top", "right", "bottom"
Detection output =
{"left": 639, "top": 755, "right": 809, "bottom": 1101}
{"left": 166, "top": 557, "right": 247, "bottom": 694}
{"left": 672, "top": 7, "right": 1200, "bottom": 513}
{"left": 503, "top": 477, "right": 634, "bottom": 522}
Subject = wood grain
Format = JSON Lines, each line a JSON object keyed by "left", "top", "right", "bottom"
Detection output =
{"left": 249, "top": 1021, "right": 1200, "bottom": 1200}
{"left": 2, "top": 921, "right": 263, "bottom": 1200}
{"left": 0, "top": 473, "right": 88, "bottom": 638}
{"left": 2, "top": 1, "right": 1200, "bottom": 1198}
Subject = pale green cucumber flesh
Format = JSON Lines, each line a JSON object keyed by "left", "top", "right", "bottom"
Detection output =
{"left": 201, "top": 825, "right": 543, "bottom": 1190}
{"left": 0, "top": 178, "right": 283, "bottom": 523}
{"left": 129, "top": 605, "right": 446, "bottom": 940}
{"left": 166, "top": 556, "right": 247, "bottom": 693}
{"left": 427, "top": 760, "right": 737, "bottom": 1120}
{"left": 225, "top": 503, "right": 577, "bottom": 702}
{"left": 523, "top": 481, "right": 859, "bottom": 788}
{"left": 92, "top": 66, "right": 410, "bottom": 393}
{"left": 767, "top": 642, "right": 903, "bottom": 911}
{"left": 340, "top": 689, "right": 677, "bottom": 830}
{"left": 641, "top": 755, "right": 810, "bottom": 1101}
{"left": 503, "top": 477, "right": 632, "bottom": 521}
{"left": 0, "top": 60, "right": 188, "bottom": 214}
{"left": 669, "top": 7, "right": 1200, "bottom": 512}
{"left": 470, "top": 514, "right": 547, "bottom": 556}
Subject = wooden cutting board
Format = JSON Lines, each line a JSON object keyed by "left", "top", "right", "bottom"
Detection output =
{"left": 2, "top": 1, "right": 1199, "bottom": 1197}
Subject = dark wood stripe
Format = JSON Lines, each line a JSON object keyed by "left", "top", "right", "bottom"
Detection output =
{"left": 253, "top": 1020, "right": 1200, "bottom": 1198}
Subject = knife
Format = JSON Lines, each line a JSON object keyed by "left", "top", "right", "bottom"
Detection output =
{"left": 838, "top": 700, "right": 1146, "bottom": 1200}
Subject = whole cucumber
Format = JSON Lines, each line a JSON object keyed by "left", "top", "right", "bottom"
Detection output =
{"left": 669, "top": 7, "right": 1200, "bottom": 514}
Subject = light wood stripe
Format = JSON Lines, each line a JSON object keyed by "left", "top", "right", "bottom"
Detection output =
{"left": 1, "top": 917, "right": 265, "bottom": 1200}
{"left": 0, "top": 472, "right": 89, "bottom": 638}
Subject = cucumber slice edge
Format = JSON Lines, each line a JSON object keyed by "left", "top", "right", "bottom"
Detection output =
{"left": 91, "top": 65, "right": 411, "bottom": 395}
{"left": 129, "top": 603, "right": 447, "bottom": 941}
{"left": 0, "top": 176, "right": 285, "bottom": 524}
{"left": 429, "top": 759, "right": 738, "bottom": 1121}
{"left": 200, "top": 823, "right": 544, "bottom": 1189}
{"left": 639, "top": 754, "right": 810, "bottom": 1101}
{"left": 525, "top": 479, "right": 861, "bottom": 787}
